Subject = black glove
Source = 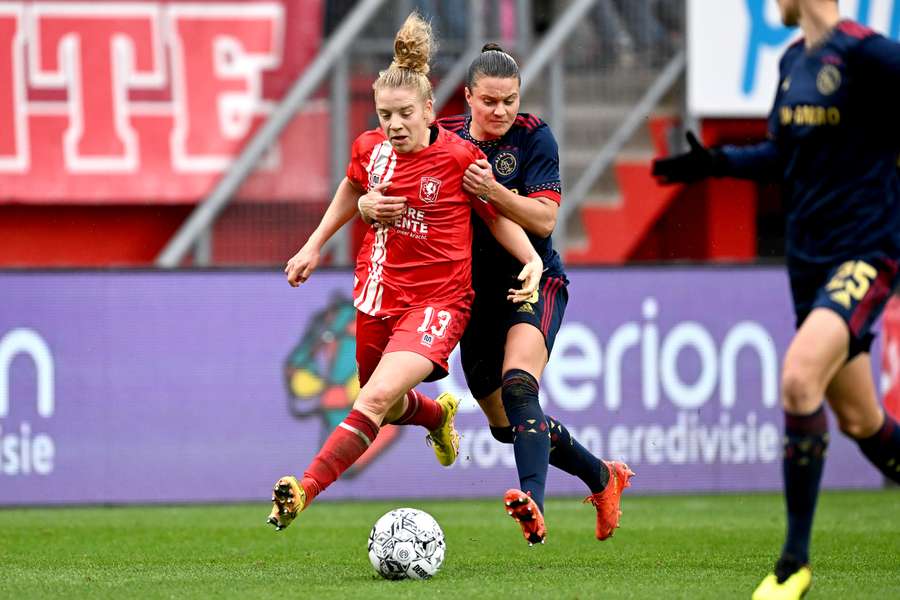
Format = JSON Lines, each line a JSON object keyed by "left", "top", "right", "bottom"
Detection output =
{"left": 651, "top": 132, "right": 727, "bottom": 184}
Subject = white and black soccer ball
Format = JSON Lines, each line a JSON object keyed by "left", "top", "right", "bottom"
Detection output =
{"left": 367, "top": 507, "right": 445, "bottom": 580}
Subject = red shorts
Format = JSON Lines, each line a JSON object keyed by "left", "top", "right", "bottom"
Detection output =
{"left": 356, "top": 300, "right": 470, "bottom": 386}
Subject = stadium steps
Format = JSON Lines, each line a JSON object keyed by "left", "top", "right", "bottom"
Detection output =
{"left": 520, "top": 65, "right": 686, "bottom": 264}
{"left": 563, "top": 114, "right": 685, "bottom": 264}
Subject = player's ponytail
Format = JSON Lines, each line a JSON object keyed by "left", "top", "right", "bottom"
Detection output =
{"left": 466, "top": 43, "right": 520, "bottom": 89}
{"left": 373, "top": 12, "right": 435, "bottom": 102}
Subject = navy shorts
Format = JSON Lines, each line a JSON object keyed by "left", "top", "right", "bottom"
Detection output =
{"left": 790, "top": 253, "right": 900, "bottom": 360}
{"left": 460, "top": 274, "right": 568, "bottom": 400}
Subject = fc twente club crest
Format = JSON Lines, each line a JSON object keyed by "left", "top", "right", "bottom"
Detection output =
{"left": 419, "top": 176, "right": 442, "bottom": 203}
{"left": 283, "top": 295, "right": 399, "bottom": 476}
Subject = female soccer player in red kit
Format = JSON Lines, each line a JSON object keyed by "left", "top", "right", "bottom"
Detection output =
{"left": 267, "top": 13, "right": 543, "bottom": 531}
{"left": 364, "top": 44, "right": 634, "bottom": 546}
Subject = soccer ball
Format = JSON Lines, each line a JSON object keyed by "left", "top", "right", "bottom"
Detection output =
{"left": 367, "top": 507, "right": 445, "bottom": 580}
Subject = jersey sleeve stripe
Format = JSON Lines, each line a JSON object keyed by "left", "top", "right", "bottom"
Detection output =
{"left": 528, "top": 189, "right": 561, "bottom": 205}
{"left": 837, "top": 20, "right": 875, "bottom": 39}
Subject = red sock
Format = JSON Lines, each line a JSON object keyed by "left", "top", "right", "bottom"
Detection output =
{"left": 301, "top": 409, "right": 379, "bottom": 503}
{"left": 390, "top": 389, "right": 443, "bottom": 430}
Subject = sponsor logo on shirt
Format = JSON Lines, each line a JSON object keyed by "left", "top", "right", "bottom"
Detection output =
{"left": 391, "top": 207, "right": 429, "bottom": 239}
{"left": 780, "top": 105, "right": 841, "bottom": 126}
{"left": 419, "top": 176, "right": 442, "bottom": 203}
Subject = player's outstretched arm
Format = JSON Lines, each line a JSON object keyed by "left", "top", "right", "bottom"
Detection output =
{"left": 486, "top": 215, "right": 543, "bottom": 303}
{"left": 654, "top": 131, "right": 783, "bottom": 184}
{"left": 285, "top": 177, "right": 364, "bottom": 287}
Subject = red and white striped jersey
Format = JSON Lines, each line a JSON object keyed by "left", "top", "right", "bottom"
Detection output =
{"left": 346, "top": 125, "right": 495, "bottom": 317}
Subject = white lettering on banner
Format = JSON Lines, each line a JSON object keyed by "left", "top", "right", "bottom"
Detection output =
{"left": 0, "top": 328, "right": 56, "bottom": 476}
{"left": 0, "top": 1, "right": 284, "bottom": 174}
{"left": 660, "top": 322, "right": 718, "bottom": 410}
{"left": 721, "top": 321, "right": 777, "bottom": 408}
{"left": 167, "top": 2, "right": 283, "bottom": 171}
{"left": 641, "top": 298, "right": 659, "bottom": 410}
{"left": 544, "top": 322, "right": 600, "bottom": 411}
{"left": 437, "top": 297, "right": 779, "bottom": 412}
{"left": 452, "top": 415, "right": 780, "bottom": 470}
{"left": 0, "top": 4, "right": 28, "bottom": 171}
{"left": 28, "top": 2, "right": 165, "bottom": 172}
{"left": 604, "top": 321, "right": 637, "bottom": 412}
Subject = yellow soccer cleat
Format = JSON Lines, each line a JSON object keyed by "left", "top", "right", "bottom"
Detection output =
{"left": 752, "top": 566, "right": 812, "bottom": 600}
{"left": 425, "top": 392, "right": 460, "bottom": 467}
{"left": 266, "top": 475, "right": 307, "bottom": 531}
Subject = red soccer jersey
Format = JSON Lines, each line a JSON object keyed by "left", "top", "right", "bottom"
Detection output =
{"left": 346, "top": 125, "right": 496, "bottom": 317}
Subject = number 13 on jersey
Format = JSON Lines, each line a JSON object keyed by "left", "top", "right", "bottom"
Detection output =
{"left": 417, "top": 306, "right": 452, "bottom": 337}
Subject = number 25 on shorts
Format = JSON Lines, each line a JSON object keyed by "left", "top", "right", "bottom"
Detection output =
{"left": 416, "top": 306, "right": 452, "bottom": 337}
{"left": 826, "top": 260, "right": 877, "bottom": 309}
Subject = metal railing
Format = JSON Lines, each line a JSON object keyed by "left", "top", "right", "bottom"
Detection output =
{"left": 156, "top": 0, "right": 687, "bottom": 267}
{"left": 561, "top": 49, "right": 685, "bottom": 236}
{"left": 156, "top": 0, "right": 389, "bottom": 268}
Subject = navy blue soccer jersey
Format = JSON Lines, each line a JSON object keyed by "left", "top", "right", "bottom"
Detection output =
{"left": 436, "top": 113, "right": 566, "bottom": 292}
{"left": 720, "top": 20, "right": 900, "bottom": 267}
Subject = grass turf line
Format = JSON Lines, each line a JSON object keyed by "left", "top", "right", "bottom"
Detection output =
{"left": 0, "top": 490, "right": 898, "bottom": 599}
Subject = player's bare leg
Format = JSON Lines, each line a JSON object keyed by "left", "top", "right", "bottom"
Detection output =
{"left": 268, "top": 351, "right": 433, "bottom": 531}
{"left": 827, "top": 353, "right": 900, "bottom": 481}
{"left": 754, "top": 309, "right": 847, "bottom": 599}
{"left": 825, "top": 354, "right": 883, "bottom": 438}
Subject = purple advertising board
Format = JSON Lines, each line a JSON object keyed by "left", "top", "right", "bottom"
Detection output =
{"left": 0, "top": 268, "right": 883, "bottom": 505}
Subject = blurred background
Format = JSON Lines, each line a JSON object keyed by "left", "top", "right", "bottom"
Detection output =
{"left": 2, "top": 0, "right": 900, "bottom": 505}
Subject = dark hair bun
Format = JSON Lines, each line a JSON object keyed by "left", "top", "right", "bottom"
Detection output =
{"left": 482, "top": 42, "right": 506, "bottom": 54}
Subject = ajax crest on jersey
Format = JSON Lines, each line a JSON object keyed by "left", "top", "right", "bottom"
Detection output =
{"left": 494, "top": 150, "right": 518, "bottom": 177}
{"left": 419, "top": 176, "right": 441, "bottom": 203}
{"left": 816, "top": 64, "right": 841, "bottom": 96}
{"left": 368, "top": 508, "right": 445, "bottom": 580}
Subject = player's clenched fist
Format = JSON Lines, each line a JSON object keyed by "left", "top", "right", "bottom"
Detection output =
{"left": 284, "top": 243, "right": 320, "bottom": 287}
{"left": 462, "top": 158, "right": 496, "bottom": 199}
{"left": 357, "top": 181, "right": 407, "bottom": 224}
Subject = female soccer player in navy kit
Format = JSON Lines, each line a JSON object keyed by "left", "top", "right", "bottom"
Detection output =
{"left": 653, "top": 1, "right": 900, "bottom": 597}
{"left": 363, "top": 45, "right": 634, "bottom": 546}
{"left": 268, "top": 13, "right": 543, "bottom": 533}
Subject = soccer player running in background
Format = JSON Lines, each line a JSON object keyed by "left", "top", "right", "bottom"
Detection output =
{"left": 267, "top": 13, "right": 543, "bottom": 532}
{"left": 652, "top": 1, "right": 900, "bottom": 597}
{"left": 362, "top": 44, "right": 634, "bottom": 547}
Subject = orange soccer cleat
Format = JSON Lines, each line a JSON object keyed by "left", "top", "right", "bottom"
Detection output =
{"left": 584, "top": 461, "right": 635, "bottom": 540}
{"left": 503, "top": 488, "right": 546, "bottom": 546}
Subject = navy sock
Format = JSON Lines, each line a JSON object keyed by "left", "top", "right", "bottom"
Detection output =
{"left": 855, "top": 414, "right": 900, "bottom": 484}
{"left": 547, "top": 416, "right": 609, "bottom": 494}
{"left": 491, "top": 419, "right": 609, "bottom": 494}
{"left": 501, "top": 369, "right": 550, "bottom": 513}
{"left": 781, "top": 406, "right": 829, "bottom": 566}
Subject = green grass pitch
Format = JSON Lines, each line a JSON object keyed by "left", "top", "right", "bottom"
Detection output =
{"left": 1, "top": 490, "right": 898, "bottom": 599}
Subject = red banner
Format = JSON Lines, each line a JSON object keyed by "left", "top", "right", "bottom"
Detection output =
{"left": 0, "top": 1, "right": 329, "bottom": 204}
